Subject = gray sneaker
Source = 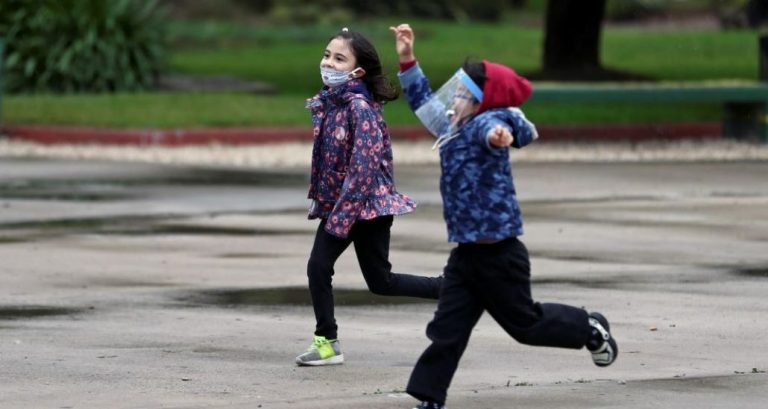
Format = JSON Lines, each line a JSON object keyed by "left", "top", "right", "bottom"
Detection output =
{"left": 295, "top": 335, "right": 344, "bottom": 366}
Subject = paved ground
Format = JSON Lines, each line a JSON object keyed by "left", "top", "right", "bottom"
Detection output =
{"left": 1, "top": 153, "right": 767, "bottom": 408}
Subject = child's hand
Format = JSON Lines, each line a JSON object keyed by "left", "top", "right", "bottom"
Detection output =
{"left": 488, "top": 124, "right": 514, "bottom": 148}
{"left": 389, "top": 23, "right": 415, "bottom": 62}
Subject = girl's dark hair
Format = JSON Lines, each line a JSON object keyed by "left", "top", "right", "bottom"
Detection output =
{"left": 462, "top": 59, "right": 486, "bottom": 90}
{"left": 332, "top": 29, "right": 399, "bottom": 103}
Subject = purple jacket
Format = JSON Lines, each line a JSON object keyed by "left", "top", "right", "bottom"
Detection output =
{"left": 306, "top": 79, "right": 416, "bottom": 238}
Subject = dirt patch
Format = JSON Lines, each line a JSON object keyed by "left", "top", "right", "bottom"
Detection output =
{"left": 0, "top": 305, "right": 86, "bottom": 321}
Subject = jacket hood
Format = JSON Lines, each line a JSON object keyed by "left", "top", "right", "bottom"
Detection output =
{"left": 477, "top": 60, "right": 532, "bottom": 114}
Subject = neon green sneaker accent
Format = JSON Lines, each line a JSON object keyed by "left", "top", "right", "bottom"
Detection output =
{"left": 295, "top": 335, "right": 344, "bottom": 366}
{"left": 312, "top": 336, "right": 337, "bottom": 359}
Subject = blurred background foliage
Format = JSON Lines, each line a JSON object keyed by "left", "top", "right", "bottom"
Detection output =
{"left": 0, "top": 0, "right": 762, "bottom": 94}
{"left": 0, "top": 0, "right": 763, "bottom": 128}
{"left": 0, "top": 0, "right": 166, "bottom": 93}
{"left": 164, "top": 0, "right": 761, "bottom": 26}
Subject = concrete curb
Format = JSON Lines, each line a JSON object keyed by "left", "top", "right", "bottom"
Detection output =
{"left": 1, "top": 123, "right": 722, "bottom": 146}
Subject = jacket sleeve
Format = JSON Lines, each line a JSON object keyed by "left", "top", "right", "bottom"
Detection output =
{"left": 398, "top": 63, "right": 450, "bottom": 137}
{"left": 324, "top": 99, "right": 382, "bottom": 238}
{"left": 478, "top": 107, "right": 539, "bottom": 150}
{"left": 397, "top": 63, "right": 434, "bottom": 113}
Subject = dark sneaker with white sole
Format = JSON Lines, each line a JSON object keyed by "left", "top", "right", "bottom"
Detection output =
{"left": 413, "top": 402, "right": 445, "bottom": 409}
{"left": 588, "top": 312, "right": 618, "bottom": 367}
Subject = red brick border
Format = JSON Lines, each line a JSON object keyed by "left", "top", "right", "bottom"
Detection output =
{"left": 2, "top": 123, "right": 721, "bottom": 146}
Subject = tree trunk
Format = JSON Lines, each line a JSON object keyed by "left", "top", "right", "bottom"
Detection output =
{"left": 543, "top": 0, "right": 607, "bottom": 72}
{"left": 746, "top": 0, "right": 768, "bottom": 28}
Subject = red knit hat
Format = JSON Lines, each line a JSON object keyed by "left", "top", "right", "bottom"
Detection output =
{"left": 477, "top": 60, "right": 532, "bottom": 114}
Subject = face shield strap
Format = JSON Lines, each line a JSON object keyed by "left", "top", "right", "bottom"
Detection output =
{"left": 456, "top": 69, "right": 483, "bottom": 102}
{"left": 431, "top": 130, "right": 460, "bottom": 150}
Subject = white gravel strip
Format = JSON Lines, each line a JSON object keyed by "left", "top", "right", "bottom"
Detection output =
{"left": 1, "top": 138, "right": 767, "bottom": 169}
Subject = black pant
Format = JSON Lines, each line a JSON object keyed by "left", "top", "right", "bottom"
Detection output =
{"left": 307, "top": 215, "right": 442, "bottom": 340}
{"left": 406, "top": 237, "right": 590, "bottom": 405}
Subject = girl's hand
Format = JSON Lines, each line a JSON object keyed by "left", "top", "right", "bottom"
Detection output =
{"left": 388, "top": 23, "right": 415, "bottom": 63}
{"left": 488, "top": 124, "right": 514, "bottom": 148}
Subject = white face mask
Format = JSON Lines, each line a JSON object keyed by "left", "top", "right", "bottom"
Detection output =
{"left": 320, "top": 67, "right": 362, "bottom": 87}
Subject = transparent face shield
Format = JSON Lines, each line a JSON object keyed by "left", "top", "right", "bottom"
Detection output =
{"left": 413, "top": 68, "right": 484, "bottom": 148}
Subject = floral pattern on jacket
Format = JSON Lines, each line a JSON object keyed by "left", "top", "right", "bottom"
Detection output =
{"left": 306, "top": 79, "right": 416, "bottom": 238}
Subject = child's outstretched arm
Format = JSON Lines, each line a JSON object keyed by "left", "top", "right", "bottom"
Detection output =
{"left": 488, "top": 125, "right": 514, "bottom": 148}
{"left": 506, "top": 107, "right": 538, "bottom": 148}
{"left": 389, "top": 24, "right": 434, "bottom": 113}
{"left": 390, "top": 24, "right": 453, "bottom": 138}
{"left": 480, "top": 107, "right": 539, "bottom": 150}
{"left": 389, "top": 23, "right": 415, "bottom": 64}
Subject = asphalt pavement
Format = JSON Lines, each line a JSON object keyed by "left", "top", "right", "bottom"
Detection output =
{"left": 1, "top": 155, "right": 767, "bottom": 409}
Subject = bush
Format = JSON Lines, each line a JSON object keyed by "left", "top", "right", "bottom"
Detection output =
{"left": 268, "top": 0, "right": 354, "bottom": 25}
{"left": 0, "top": 0, "right": 168, "bottom": 93}
{"left": 605, "top": 0, "right": 666, "bottom": 21}
{"left": 162, "top": 0, "right": 260, "bottom": 20}
{"left": 263, "top": 0, "right": 515, "bottom": 22}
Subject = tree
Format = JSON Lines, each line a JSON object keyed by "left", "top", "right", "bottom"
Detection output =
{"left": 745, "top": 0, "right": 768, "bottom": 27}
{"left": 543, "top": 0, "right": 605, "bottom": 73}
{"left": 715, "top": 0, "right": 768, "bottom": 28}
{"left": 531, "top": 0, "right": 648, "bottom": 81}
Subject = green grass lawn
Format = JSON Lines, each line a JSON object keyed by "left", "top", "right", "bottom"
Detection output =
{"left": 3, "top": 92, "right": 722, "bottom": 128}
{"left": 169, "top": 20, "right": 758, "bottom": 95}
{"left": 2, "top": 19, "right": 756, "bottom": 128}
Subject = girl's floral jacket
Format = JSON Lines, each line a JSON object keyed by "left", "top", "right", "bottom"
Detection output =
{"left": 306, "top": 79, "right": 416, "bottom": 238}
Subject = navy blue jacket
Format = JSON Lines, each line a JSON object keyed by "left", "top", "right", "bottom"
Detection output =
{"left": 398, "top": 64, "right": 538, "bottom": 243}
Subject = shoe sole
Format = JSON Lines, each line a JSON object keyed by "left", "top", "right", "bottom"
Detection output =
{"left": 589, "top": 312, "right": 618, "bottom": 367}
{"left": 296, "top": 354, "right": 344, "bottom": 366}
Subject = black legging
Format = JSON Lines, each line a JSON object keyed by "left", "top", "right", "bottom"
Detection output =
{"left": 307, "top": 215, "right": 443, "bottom": 339}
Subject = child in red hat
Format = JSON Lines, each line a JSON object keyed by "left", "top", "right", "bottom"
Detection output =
{"left": 390, "top": 23, "right": 619, "bottom": 409}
